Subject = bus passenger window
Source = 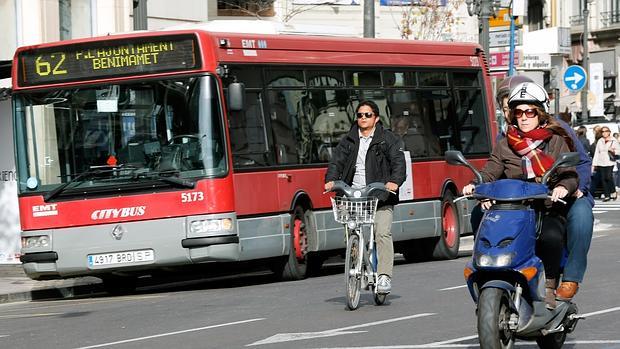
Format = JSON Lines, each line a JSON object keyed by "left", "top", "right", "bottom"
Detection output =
{"left": 306, "top": 89, "right": 353, "bottom": 162}
{"left": 268, "top": 91, "right": 298, "bottom": 164}
{"left": 387, "top": 90, "right": 440, "bottom": 158}
{"left": 456, "top": 89, "right": 489, "bottom": 154}
{"left": 227, "top": 91, "right": 271, "bottom": 167}
{"left": 422, "top": 90, "right": 457, "bottom": 156}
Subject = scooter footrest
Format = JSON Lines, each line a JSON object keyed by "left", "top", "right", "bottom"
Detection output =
{"left": 541, "top": 325, "right": 564, "bottom": 335}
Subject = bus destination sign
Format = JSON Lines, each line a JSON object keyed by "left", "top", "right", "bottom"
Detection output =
{"left": 17, "top": 34, "right": 200, "bottom": 87}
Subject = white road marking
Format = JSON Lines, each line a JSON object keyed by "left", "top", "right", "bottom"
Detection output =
{"left": 73, "top": 318, "right": 265, "bottom": 349}
{"left": 248, "top": 313, "right": 435, "bottom": 346}
{"left": 0, "top": 335, "right": 8, "bottom": 338}
{"left": 0, "top": 295, "right": 164, "bottom": 313}
{"left": 593, "top": 210, "right": 607, "bottom": 214}
{"left": 592, "top": 234, "right": 608, "bottom": 239}
{"left": 312, "top": 306, "right": 620, "bottom": 349}
{"left": 439, "top": 285, "right": 468, "bottom": 291}
{"left": 0, "top": 313, "right": 62, "bottom": 319}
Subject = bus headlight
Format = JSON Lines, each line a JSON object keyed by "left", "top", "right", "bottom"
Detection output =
{"left": 22, "top": 235, "right": 50, "bottom": 248}
{"left": 189, "top": 218, "right": 234, "bottom": 235}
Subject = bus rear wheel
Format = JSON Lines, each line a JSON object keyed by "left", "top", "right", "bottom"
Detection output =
{"left": 431, "top": 191, "right": 460, "bottom": 260}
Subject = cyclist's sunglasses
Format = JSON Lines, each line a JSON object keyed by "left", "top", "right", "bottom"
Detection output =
{"left": 513, "top": 108, "right": 538, "bottom": 118}
{"left": 356, "top": 112, "right": 375, "bottom": 119}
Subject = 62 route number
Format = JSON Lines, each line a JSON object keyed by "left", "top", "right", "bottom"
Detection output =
{"left": 181, "top": 191, "right": 204, "bottom": 203}
{"left": 35, "top": 53, "right": 68, "bottom": 76}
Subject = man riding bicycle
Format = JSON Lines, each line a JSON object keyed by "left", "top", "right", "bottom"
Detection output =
{"left": 324, "top": 100, "right": 406, "bottom": 294}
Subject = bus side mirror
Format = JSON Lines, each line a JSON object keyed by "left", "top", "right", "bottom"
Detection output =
{"left": 227, "top": 82, "right": 245, "bottom": 112}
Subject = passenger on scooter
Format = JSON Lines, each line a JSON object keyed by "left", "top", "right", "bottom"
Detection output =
{"left": 470, "top": 76, "right": 593, "bottom": 302}
{"left": 463, "top": 81, "right": 579, "bottom": 309}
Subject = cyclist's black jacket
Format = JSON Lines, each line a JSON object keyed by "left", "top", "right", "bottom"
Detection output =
{"left": 325, "top": 122, "right": 406, "bottom": 207}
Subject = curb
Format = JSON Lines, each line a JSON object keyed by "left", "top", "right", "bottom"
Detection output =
{"left": 0, "top": 281, "right": 104, "bottom": 304}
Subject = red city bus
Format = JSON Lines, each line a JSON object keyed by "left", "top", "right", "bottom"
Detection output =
{"left": 12, "top": 29, "right": 496, "bottom": 291}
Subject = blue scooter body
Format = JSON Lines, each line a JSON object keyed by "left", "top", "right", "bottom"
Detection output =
{"left": 465, "top": 179, "right": 573, "bottom": 338}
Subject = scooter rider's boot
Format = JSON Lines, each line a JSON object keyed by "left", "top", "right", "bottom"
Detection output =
{"left": 545, "top": 278, "right": 557, "bottom": 310}
{"left": 556, "top": 281, "right": 579, "bottom": 301}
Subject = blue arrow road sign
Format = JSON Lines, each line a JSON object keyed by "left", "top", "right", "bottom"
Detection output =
{"left": 563, "top": 65, "right": 587, "bottom": 92}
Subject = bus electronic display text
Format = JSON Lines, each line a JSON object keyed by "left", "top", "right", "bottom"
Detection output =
{"left": 17, "top": 34, "right": 200, "bottom": 87}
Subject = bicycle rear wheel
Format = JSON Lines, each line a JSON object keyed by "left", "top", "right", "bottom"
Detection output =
{"left": 345, "top": 234, "right": 362, "bottom": 310}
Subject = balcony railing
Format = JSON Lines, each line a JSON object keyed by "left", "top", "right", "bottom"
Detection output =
{"left": 601, "top": 11, "right": 620, "bottom": 25}
{"left": 570, "top": 14, "right": 584, "bottom": 26}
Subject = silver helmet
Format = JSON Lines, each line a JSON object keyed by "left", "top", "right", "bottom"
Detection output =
{"left": 507, "top": 82, "right": 550, "bottom": 114}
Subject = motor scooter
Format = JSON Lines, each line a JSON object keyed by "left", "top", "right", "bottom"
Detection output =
{"left": 445, "top": 150, "right": 584, "bottom": 349}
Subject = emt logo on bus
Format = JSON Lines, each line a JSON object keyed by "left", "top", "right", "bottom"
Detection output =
{"left": 32, "top": 204, "right": 58, "bottom": 217}
{"left": 241, "top": 39, "right": 268, "bottom": 49}
{"left": 91, "top": 206, "right": 146, "bottom": 220}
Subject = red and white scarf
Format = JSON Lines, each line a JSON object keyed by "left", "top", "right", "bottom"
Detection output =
{"left": 506, "top": 126, "right": 555, "bottom": 179}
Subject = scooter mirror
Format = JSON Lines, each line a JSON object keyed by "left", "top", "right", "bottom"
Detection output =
{"left": 445, "top": 150, "right": 468, "bottom": 166}
{"left": 555, "top": 152, "right": 580, "bottom": 168}
{"left": 541, "top": 152, "right": 580, "bottom": 185}
{"left": 445, "top": 150, "right": 484, "bottom": 184}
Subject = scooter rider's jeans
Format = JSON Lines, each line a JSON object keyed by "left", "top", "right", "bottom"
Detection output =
{"left": 374, "top": 205, "right": 394, "bottom": 278}
{"left": 563, "top": 196, "right": 594, "bottom": 283}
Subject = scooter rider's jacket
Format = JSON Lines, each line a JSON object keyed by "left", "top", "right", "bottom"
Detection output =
{"left": 325, "top": 122, "right": 406, "bottom": 207}
{"left": 477, "top": 134, "right": 578, "bottom": 208}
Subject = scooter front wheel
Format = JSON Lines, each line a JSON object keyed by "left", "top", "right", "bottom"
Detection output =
{"left": 477, "top": 288, "right": 516, "bottom": 349}
{"left": 345, "top": 234, "right": 362, "bottom": 310}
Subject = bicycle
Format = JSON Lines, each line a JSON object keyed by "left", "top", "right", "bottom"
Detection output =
{"left": 327, "top": 180, "right": 393, "bottom": 310}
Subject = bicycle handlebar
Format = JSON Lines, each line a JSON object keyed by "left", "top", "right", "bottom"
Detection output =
{"left": 324, "top": 180, "right": 395, "bottom": 199}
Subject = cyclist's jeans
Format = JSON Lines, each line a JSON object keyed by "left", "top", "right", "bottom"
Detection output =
{"left": 564, "top": 196, "right": 594, "bottom": 283}
{"left": 374, "top": 205, "right": 394, "bottom": 278}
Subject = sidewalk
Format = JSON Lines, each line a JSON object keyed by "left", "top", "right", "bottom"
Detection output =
{"left": 0, "top": 264, "right": 102, "bottom": 304}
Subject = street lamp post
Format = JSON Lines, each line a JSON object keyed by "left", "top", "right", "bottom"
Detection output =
{"left": 466, "top": 0, "right": 497, "bottom": 55}
{"left": 581, "top": 0, "right": 592, "bottom": 122}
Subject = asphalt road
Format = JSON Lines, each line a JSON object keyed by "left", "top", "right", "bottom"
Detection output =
{"left": 1, "top": 201, "right": 619, "bottom": 349}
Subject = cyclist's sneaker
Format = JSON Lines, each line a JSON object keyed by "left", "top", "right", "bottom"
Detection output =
{"left": 377, "top": 274, "right": 391, "bottom": 294}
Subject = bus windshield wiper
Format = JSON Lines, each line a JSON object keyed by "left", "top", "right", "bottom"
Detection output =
{"left": 131, "top": 169, "right": 195, "bottom": 189}
{"left": 43, "top": 165, "right": 136, "bottom": 202}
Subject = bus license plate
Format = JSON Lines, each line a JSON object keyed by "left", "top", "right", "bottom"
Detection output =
{"left": 88, "top": 249, "right": 155, "bottom": 268}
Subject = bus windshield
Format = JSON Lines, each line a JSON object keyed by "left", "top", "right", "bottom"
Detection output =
{"left": 13, "top": 75, "right": 227, "bottom": 196}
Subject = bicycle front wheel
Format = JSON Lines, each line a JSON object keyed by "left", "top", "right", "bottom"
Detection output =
{"left": 345, "top": 233, "right": 362, "bottom": 310}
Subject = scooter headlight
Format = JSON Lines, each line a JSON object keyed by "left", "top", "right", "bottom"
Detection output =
{"left": 477, "top": 254, "right": 493, "bottom": 267}
{"left": 495, "top": 253, "right": 513, "bottom": 267}
{"left": 347, "top": 221, "right": 357, "bottom": 230}
{"left": 475, "top": 253, "right": 514, "bottom": 267}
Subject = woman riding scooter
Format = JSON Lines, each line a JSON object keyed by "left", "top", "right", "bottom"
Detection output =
{"left": 462, "top": 81, "right": 579, "bottom": 309}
